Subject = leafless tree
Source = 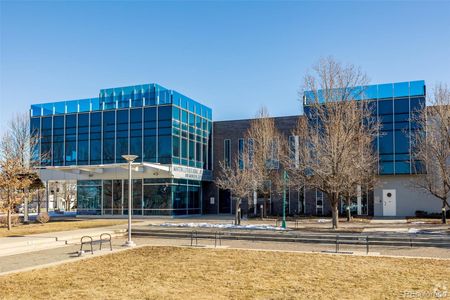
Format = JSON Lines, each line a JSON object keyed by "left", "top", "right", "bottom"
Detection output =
{"left": 245, "top": 107, "right": 288, "bottom": 217}
{"left": 0, "top": 113, "right": 42, "bottom": 229}
{"left": 216, "top": 148, "right": 257, "bottom": 225}
{"left": 411, "top": 83, "right": 450, "bottom": 223}
{"left": 292, "top": 57, "right": 378, "bottom": 229}
{"left": 62, "top": 182, "right": 77, "bottom": 212}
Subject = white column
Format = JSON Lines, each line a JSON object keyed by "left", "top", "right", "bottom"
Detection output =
{"left": 357, "top": 185, "right": 362, "bottom": 215}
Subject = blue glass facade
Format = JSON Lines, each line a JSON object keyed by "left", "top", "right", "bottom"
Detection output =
{"left": 31, "top": 83, "right": 212, "bottom": 216}
{"left": 303, "top": 80, "right": 426, "bottom": 175}
{"left": 30, "top": 83, "right": 212, "bottom": 169}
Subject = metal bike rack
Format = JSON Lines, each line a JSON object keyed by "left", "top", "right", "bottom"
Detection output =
{"left": 80, "top": 236, "right": 94, "bottom": 255}
{"left": 100, "top": 233, "right": 112, "bottom": 251}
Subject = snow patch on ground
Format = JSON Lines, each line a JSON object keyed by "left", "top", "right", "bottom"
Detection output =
{"left": 408, "top": 228, "right": 420, "bottom": 234}
{"left": 159, "top": 223, "right": 287, "bottom": 231}
{"left": 317, "top": 219, "right": 331, "bottom": 223}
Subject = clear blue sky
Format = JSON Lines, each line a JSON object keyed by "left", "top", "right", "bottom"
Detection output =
{"left": 1, "top": 1, "right": 449, "bottom": 135}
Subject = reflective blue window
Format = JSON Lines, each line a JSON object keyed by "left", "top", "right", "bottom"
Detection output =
{"left": 64, "top": 115, "right": 76, "bottom": 165}
{"left": 224, "top": 139, "right": 231, "bottom": 168}
{"left": 380, "top": 162, "right": 395, "bottom": 175}
{"left": 31, "top": 105, "right": 42, "bottom": 117}
{"left": 394, "top": 98, "right": 409, "bottom": 114}
{"left": 79, "top": 99, "right": 90, "bottom": 112}
{"left": 378, "top": 83, "right": 393, "bottom": 99}
{"left": 379, "top": 131, "right": 394, "bottom": 154}
{"left": 181, "top": 138, "right": 188, "bottom": 160}
{"left": 77, "top": 113, "right": 89, "bottom": 165}
{"left": 53, "top": 115, "right": 65, "bottom": 166}
{"left": 364, "top": 85, "right": 378, "bottom": 100}
{"left": 395, "top": 130, "right": 409, "bottom": 153}
{"left": 130, "top": 108, "right": 142, "bottom": 162}
{"left": 54, "top": 102, "right": 65, "bottom": 115}
{"left": 116, "top": 110, "right": 129, "bottom": 163}
{"left": 42, "top": 103, "right": 53, "bottom": 116}
{"left": 395, "top": 161, "right": 410, "bottom": 174}
{"left": 394, "top": 82, "right": 409, "bottom": 98}
{"left": 173, "top": 136, "right": 180, "bottom": 158}
{"left": 378, "top": 100, "right": 393, "bottom": 115}
{"left": 158, "top": 135, "right": 171, "bottom": 164}
{"left": 30, "top": 118, "right": 40, "bottom": 163}
{"left": 410, "top": 80, "right": 425, "bottom": 96}
{"left": 103, "top": 111, "right": 115, "bottom": 164}
{"left": 143, "top": 107, "right": 157, "bottom": 162}
{"left": 66, "top": 100, "right": 78, "bottom": 113}
{"left": 90, "top": 112, "right": 102, "bottom": 164}
{"left": 238, "top": 138, "right": 244, "bottom": 169}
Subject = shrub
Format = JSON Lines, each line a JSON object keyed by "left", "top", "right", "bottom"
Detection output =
{"left": 0, "top": 214, "right": 20, "bottom": 228}
{"left": 36, "top": 212, "right": 50, "bottom": 224}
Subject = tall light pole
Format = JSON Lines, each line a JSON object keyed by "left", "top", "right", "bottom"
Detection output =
{"left": 122, "top": 154, "right": 138, "bottom": 247}
{"left": 282, "top": 170, "right": 289, "bottom": 229}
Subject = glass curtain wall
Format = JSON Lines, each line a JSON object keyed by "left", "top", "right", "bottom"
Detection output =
{"left": 30, "top": 83, "right": 212, "bottom": 170}
{"left": 77, "top": 180, "right": 102, "bottom": 215}
{"left": 79, "top": 179, "right": 201, "bottom": 216}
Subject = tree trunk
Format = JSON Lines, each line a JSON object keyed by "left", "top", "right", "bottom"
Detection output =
{"left": 346, "top": 195, "right": 352, "bottom": 222}
{"left": 66, "top": 196, "right": 70, "bottom": 212}
{"left": 37, "top": 192, "right": 41, "bottom": 214}
{"left": 442, "top": 200, "right": 447, "bottom": 224}
{"left": 235, "top": 198, "right": 241, "bottom": 225}
{"left": 7, "top": 209, "right": 11, "bottom": 231}
{"left": 331, "top": 193, "right": 339, "bottom": 229}
{"left": 263, "top": 194, "right": 268, "bottom": 218}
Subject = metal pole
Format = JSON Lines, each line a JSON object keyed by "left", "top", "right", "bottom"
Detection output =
{"left": 282, "top": 171, "right": 287, "bottom": 229}
{"left": 127, "top": 160, "right": 132, "bottom": 243}
{"left": 122, "top": 155, "right": 137, "bottom": 247}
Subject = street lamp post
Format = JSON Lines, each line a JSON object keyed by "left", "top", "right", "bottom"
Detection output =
{"left": 122, "top": 154, "right": 138, "bottom": 247}
{"left": 282, "top": 170, "right": 288, "bottom": 229}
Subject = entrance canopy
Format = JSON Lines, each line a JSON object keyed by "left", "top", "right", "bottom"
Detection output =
{"left": 35, "top": 163, "right": 212, "bottom": 182}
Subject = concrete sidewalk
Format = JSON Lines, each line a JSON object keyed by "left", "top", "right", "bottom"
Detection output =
{"left": 0, "top": 224, "right": 131, "bottom": 257}
{"left": 2, "top": 234, "right": 450, "bottom": 276}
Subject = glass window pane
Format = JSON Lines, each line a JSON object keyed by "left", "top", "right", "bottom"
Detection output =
{"left": 394, "top": 98, "right": 409, "bottom": 114}
{"left": 410, "top": 80, "right": 425, "bottom": 97}
{"left": 394, "top": 82, "right": 409, "bottom": 98}
{"left": 65, "top": 114, "right": 77, "bottom": 165}
{"left": 90, "top": 112, "right": 102, "bottom": 164}
{"left": 103, "top": 111, "right": 115, "bottom": 164}
{"left": 77, "top": 113, "right": 89, "bottom": 165}
{"left": 378, "top": 83, "right": 393, "bottom": 99}
{"left": 116, "top": 109, "right": 129, "bottom": 163}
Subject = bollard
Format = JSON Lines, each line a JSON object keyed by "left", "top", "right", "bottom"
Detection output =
{"left": 336, "top": 235, "right": 339, "bottom": 253}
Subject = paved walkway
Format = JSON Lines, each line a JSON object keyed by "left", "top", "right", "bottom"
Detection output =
{"left": 0, "top": 216, "right": 449, "bottom": 276}
{"left": 2, "top": 233, "right": 450, "bottom": 276}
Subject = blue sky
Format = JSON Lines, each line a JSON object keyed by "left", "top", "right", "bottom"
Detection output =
{"left": 1, "top": 1, "right": 449, "bottom": 135}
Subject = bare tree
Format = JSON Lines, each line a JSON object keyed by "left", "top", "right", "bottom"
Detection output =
{"left": 245, "top": 107, "right": 288, "bottom": 217}
{"left": 292, "top": 57, "right": 378, "bottom": 229}
{"left": 0, "top": 113, "right": 42, "bottom": 230}
{"left": 339, "top": 113, "right": 379, "bottom": 222}
{"left": 61, "top": 181, "right": 77, "bottom": 212}
{"left": 411, "top": 83, "right": 450, "bottom": 224}
{"left": 216, "top": 149, "right": 257, "bottom": 225}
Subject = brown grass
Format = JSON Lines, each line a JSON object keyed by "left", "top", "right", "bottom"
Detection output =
{"left": 0, "top": 219, "right": 128, "bottom": 237}
{"left": 1, "top": 246, "right": 449, "bottom": 300}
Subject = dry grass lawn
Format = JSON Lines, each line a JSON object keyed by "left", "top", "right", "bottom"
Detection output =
{"left": 1, "top": 246, "right": 449, "bottom": 300}
{"left": 0, "top": 219, "right": 129, "bottom": 237}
